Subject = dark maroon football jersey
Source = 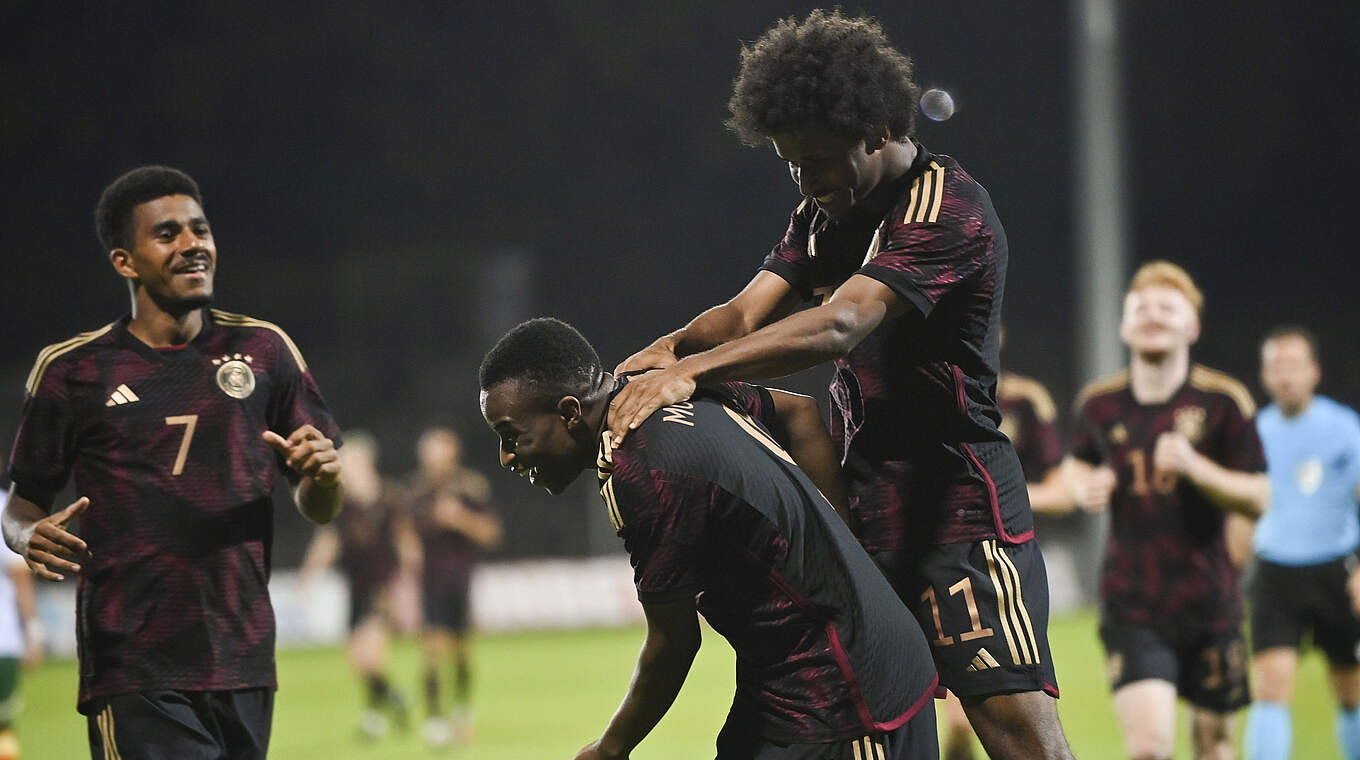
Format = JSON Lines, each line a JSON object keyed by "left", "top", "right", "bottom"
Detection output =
{"left": 597, "top": 380, "right": 937, "bottom": 743}
{"left": 997, "top": 373, "right": 1064, "bottom": 481}
{"left": 408, "top": 479, "right": 496, "bottom": 592}
{"left": 761, "top": 142, "right": 1029, "bottom": 552}
{"left": 8, "top": 309, "right": 340, "bottom": 712}
{"left": 1071, "top": 365, "right": 1265, "bottom": 634}
{"left": 335, "top": 480, "right": 404, "bottom": 598}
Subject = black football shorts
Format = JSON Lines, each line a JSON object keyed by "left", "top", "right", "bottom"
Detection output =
{"left": 86, "top": 687, "right": 273, "bottom": 760}
{"left": 1098, "top": 621, "right": 1249, "bottom": 712}
{"left": 1250, "top": 556, "right": 1360, "bottom": 666}
{"left": 877, "top": 538, "right": 1059, "bottom": 700}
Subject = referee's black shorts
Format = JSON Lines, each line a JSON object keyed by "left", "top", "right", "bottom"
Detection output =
{"left": 1250, "top": 556, "right": 1360, "bottom": 666}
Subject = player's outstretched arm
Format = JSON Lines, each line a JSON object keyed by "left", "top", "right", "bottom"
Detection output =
{"left": 2, "top": 492, "right": 89, "bottom": 582}
{"left": 615, "top": 271, "right": 798, "bottom": 376}
{"left": 263, "top": 425, "right": 344, "bottom": 525}
{"left": 609, "top": 275, "right": 904, "bottom": 443}
{"left": 765, "top": 389, "right": 850, "bottom": 523}
{"left": 1152, "top": 432, "right": 1269, "bottom": 518}
{"left": 576, "top": 598, "right": 701, "bottom": 760}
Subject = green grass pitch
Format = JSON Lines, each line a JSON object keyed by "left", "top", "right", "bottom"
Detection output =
{"left": 16, "top": 609, "right": 1341, "bottom": 758}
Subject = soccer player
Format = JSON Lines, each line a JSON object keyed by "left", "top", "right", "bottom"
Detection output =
{"left": 1243, "top": 326, "right": 1360, "bottom": 760}
{"left": 607, "top": 10, "right": 1071, "bottom": 757}
{"left": 404, "top": 426, "right": 503, "bottom": 747}
{"left": 299, "top": 431, "right": 413, "bottom": 740}
{"left": 1069, "top": 260, "right": 1268, "bottom": 760}
{"left": 1, "top": 165, "right": 343, "bottom": 759}
{"left": 479, "top": 318, "right": 939, "bottom": 760}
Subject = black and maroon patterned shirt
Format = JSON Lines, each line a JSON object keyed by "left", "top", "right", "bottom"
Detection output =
{"left": 408, "top": 479, "right": 496, "bottom": 592}
{"left": 761, "top": 142, "right": 1029, "bottom": 552}
{"left": 1071, "top": 365, "right": 1265, "bottom": 634}
{"left": 8, "top": 309, "right": 340, "bottom": 712}
{"left": 335, "top": 480, "right": 404, "bottom": 598}
{"left": 598, "top": 379, "right": 937, "bottom": 744}
{"left": 997, "top": 373, "right": 1064, "bottom": 481}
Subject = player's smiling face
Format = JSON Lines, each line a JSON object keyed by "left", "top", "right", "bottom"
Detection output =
{"left": 771, "top": 125, "right": 888, "bottom": 220}
{"left": 481, "top": 380, "right": 592, "bottom": 495}
{"left": 1119, "top": 285, "right": 1200, "bottom": 359}
{"left": 113, "top": 194, "right": 216, "bottom": 315}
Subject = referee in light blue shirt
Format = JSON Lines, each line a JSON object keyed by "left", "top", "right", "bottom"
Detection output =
{"left": 1246, "top": 326, "right": 1360, "bottom": 760}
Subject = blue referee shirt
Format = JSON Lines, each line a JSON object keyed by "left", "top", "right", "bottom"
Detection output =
{"left": 1254, "top": 395, "right": 1360, "bottom": 565}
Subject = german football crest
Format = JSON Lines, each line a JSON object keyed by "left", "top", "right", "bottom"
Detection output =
{"left": 212, "top": 354, "right": 256, "bottom": 399}
{"left": 1173, "top": 406, "right": 1206, "bottom": 443}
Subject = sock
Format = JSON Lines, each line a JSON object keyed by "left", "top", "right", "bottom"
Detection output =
{"left": 1338, "top": 704, "right": 1360, "bottom": 760}
{"left": 424, "top": 667, "right": 441, "bottom": 717}
{"left": 453, "top": 653, "right": 471, "bottom": 708}
{"left": 1245, "top": 701, "right": 1290, "bottom": 760}
{"left": 364, "top": 673, "right": 390, "bottom": 708}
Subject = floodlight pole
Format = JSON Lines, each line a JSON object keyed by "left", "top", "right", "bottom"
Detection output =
{"left": 1073, "top": 0, "right": 1128, "bottom": 383}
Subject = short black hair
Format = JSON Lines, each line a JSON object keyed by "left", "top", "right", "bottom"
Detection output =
{"left": 479, "top": 318, "right": 604, "bottom": 405}
{"left": 1263, "top": 324, "right": 1320, "bottom": 363}
{"left": 94, "top": 165, "right": 204, "bottom": 252}
{"left": 727, "top": 9, "right": 921, "bottom": 146}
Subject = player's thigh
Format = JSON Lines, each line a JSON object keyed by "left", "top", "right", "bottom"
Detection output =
{"left": 715, "top": 704, "right": 939, "bottom": 760}
{"left": 1249, "top": 559, "right": 1307, "bottom": 655}
{"left": 87, "top": 691, "right": 221, "bottom": 760}
{"left": 1110, "top": 679, "right": 1178, "bottom": 755}
{"left": 1307, "top": 558, "right": 1360, "bottom": 671}
{"left": 1250, "top": 647, "right": 1299, "bottom": 702}
{"left": 901, "top": 540, "right": 1058, "bottom": 700}
{"left": 1177, "top": 629, "right": 1250, "bottom": 713}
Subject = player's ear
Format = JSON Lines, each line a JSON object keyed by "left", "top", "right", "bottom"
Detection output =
{"left": 109, "top": 248, "right": 137, "bottom": 280}
{"left": 864, "top": 126, "right": 890, "bottom": 154}
{"left": 557, "top": 396, "right": 584, "bottom": 428}
{"left": 1187, "top": 313, "right": 1202, "bottom": 345}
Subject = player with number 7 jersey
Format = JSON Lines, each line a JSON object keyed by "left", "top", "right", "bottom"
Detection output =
{"left": 3, "top": 166, "right": 341, "bottom": 760}
{"left": 7, "top": 306, "right": 340, "bottom": 712}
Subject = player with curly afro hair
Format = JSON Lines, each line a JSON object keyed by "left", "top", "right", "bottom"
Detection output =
{"left": 612, "top": 9, "right": 1077, "bottom": 759}
{"left": 726, "top": 9, "right": 921, "bottom": 147}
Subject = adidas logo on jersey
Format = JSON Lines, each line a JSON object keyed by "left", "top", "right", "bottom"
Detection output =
{"left": 105, "top": 384, "right": 140, "bottom": 407}
{"left": 966, "top": 648, "right": 1002, "bottom": 672}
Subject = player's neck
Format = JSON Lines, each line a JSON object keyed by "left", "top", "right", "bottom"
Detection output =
{"left": 1129, "top": 349, "right": 1190, "bottom": 404}
{"left": 876, "top": 140, "right": 917, "bottom": 187}
{"left": 127, "top": 299, "right": 204, "bottom": 348}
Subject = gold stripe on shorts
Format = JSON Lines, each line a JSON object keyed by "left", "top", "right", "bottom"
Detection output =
{"left": 994, "top": 540, "right": 1041, "bottom": 664}
{"left": 98, "top": 704, "right": 122, "bottom": 760}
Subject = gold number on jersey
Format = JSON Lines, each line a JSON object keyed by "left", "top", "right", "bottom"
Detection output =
{"left": 164, "top": 415, "right": 199, "bottom": 476}
{"left": 921, "top": 578, "right": 995, "bottom": 647}
{"left": 950, "top": 577, "right": 996, "bottom": 642}
{"left": 1129, "top": 450, "right": 1177, "bottom": 495}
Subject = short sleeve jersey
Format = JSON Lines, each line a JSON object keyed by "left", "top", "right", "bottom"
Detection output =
{"left": 997, "top": 373, "right": 1064, "bottom": 481}
{"left": 7, "top": 309, "right": 340, "bottom": 711}
{"left": 597, "top": 380, "right": 937, "bottom": 744}
{"left": 760, "top": 142, "right": 1030, "bottom": 551}
{"left": 335, "top": 480, "right": 405, "bottom": 597}
{"left": 409, "top": 477, "right": 496, "bottom": 592}
{"left": 1071, "top": 365, "right": 1265, "bottom": 634}
{"left": 1253, "top": 396, "right": 1360, "bottom": 565}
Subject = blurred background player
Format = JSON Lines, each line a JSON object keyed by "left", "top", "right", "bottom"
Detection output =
{"left": 1244, "top": 326, "right": 1360, "bottom": 760}
{"left": 942, "top": 327, "right": 1075, "bottom": 759}
{"left": 0, "top": 485, "right": 42, "bottom": 760}
{"left": 480, "top": 318, "right": 940, "bottom": 760}
{"left": 299, "top": 430, "right": 414, "bottom": 741}
{"left": 405, "top": 426, "right": 503, "bottom": 747}
{"left": 1, "top": 165, "right": 343, "bottom": 759}
{"left": 1069, "top": 260, "right": 1268, "bottom": 760}
{"left": 608, "top": 11, "right": 1072, "bottom": 758}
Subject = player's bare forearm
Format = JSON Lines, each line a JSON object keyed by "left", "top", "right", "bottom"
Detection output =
{"left": 591, "top": 600, "right": 700, "bottom": 759}
{"left": 766, "top": 389, "right": 850, "bottom": 523}
{"left": 1183, "top": 455, "right": 1270, "bottom": 518}
{"left": 295, "top": 478, "right": 343, "bottom": 525}
{"left": 1027, "top": 467, "right": 1077, "bottom": 514}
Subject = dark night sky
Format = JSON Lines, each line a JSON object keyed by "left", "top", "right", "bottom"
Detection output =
{"left": 3, "top": 2, "right": 1356, "bottom": 559}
